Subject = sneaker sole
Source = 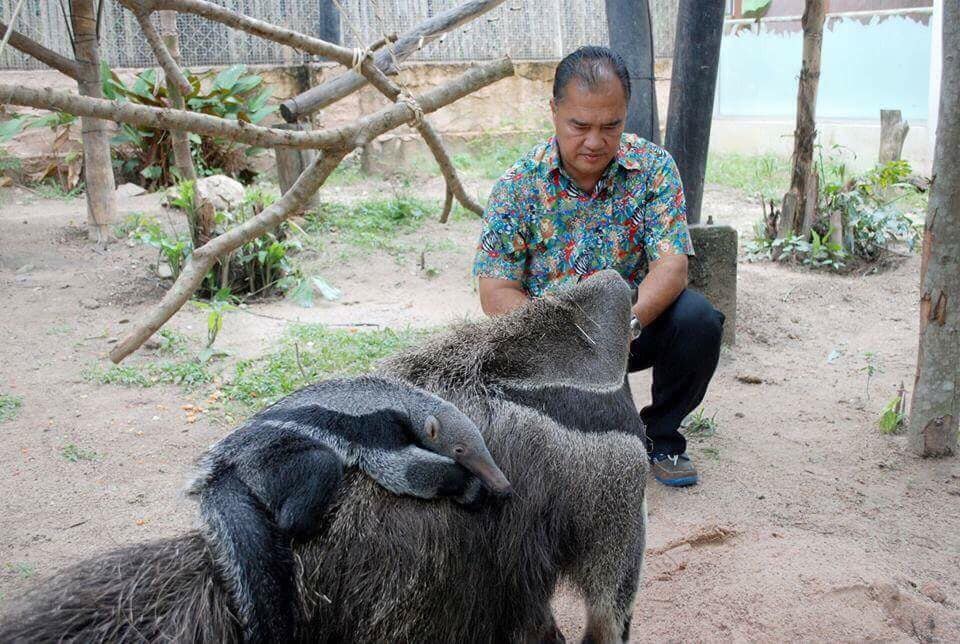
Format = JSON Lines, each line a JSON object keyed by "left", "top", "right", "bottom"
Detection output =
{"left": 655, "top": 474, "right": 698, "bottom": 487}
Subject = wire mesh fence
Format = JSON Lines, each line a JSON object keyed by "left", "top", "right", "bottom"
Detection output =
{"left": 0, "top": 1, "right": 678, "bottom": 71}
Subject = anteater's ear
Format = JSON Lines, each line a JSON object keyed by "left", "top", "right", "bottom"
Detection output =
{"left": 424, "top": 415, "right": 440, "bottom": 441}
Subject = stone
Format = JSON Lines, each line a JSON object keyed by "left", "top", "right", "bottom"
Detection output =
{"left": 80, "top": 298, "right": 100, "bottom": 310}
{"left": 157, "top": 262, "right": 173, "bottom": 279}
{"left": 15, "top": 263, "right": 34, "bottom": 274}
{"left": 688, "top": 224, "right": 738, "bottom": 346}
{"left": 195, "top": 175, "right": 245, "bottom": 212}
{"left": 919, "top": 581, "right": 947, "bottom": 604}
{"left": 115, "top": 182, "right": 147, "bottom": 198}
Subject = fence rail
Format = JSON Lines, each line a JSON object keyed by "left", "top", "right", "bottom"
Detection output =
{"left": 0, "top": 1, "right": 679, "bottom": 72}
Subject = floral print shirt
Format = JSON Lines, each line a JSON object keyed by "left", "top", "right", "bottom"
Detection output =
{"left": 472, "top": 133, "right": 694, "bottom": 298}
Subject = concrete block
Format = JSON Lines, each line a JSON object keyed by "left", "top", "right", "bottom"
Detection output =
{"left": 689, "top": 224, "right": 738, "bottom": 345}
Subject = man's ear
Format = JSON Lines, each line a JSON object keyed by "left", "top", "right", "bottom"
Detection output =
{"left": 549, "top": 97, "right": 557, "bottom": 116}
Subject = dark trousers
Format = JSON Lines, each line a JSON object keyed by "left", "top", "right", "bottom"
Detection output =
{"left": 628, "top": 289, "right": 725, "bottom": 456}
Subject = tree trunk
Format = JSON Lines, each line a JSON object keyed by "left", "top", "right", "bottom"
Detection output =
{"left": 908, "top": 3, "right": 959, "bottom": 458}
{"left": 71, "top": 0, "right": 116, "bottom": 243}
{"left": 158, "top": 10, "right": 197, "bottom": 182}
{"left": 780, "top": 0, "right": 825, "bottom": 238}
{"left": 878, "top": 109, "right": 910, "bottom": 165}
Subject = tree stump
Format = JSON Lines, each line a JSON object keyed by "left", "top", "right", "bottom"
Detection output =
{"left": 275, "top": 123, "right": 319, "bottom": 215}
{"left": 879, "top": 109, "right": 910, "bottom": 164}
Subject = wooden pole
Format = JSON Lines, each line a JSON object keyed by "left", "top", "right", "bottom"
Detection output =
{"left": 878, "top": 109, "right": 910, "bottom": 164}
{"left": 70, "top": 0, "right": 117, "bottom": 243}
{"left": 780, "top": 0, "right": 826, "bottom": 239}
{"left": 908, "top": 1, "right": 959, "bottom": 458}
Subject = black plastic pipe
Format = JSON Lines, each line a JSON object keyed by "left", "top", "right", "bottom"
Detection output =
{"left": 605, "top": 0, "right": 660, "bottom": 144}
{"left": 664, "top": 0, "right": 725, "bottom": 224}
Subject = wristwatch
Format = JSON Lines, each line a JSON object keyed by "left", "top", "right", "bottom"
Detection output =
{"left": 629, "top": 315, "right": 643, "bottom": 340}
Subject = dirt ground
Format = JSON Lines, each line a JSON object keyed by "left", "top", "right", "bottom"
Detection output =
{"left": 1, "top": 176, "right": 958, "bottom": 642}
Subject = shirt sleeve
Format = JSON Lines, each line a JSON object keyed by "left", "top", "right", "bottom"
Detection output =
{"left": 472, "top": 176, "right": 527, "bottom": 282}
{"left": 641, "top": 150, "right": 695, "bottom": 262}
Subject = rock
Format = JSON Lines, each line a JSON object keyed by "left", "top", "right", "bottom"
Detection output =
{"left": 80, "top": 298, "right": 100, "bottom": 310}
{"left": 115, "top": 182, "right": 147, "bottom": 198}
{"left": 157, "top": 262, "right": 173, "bottom": 279}
{"left": 195, "top": 175, "right": 245, "bottom": 212}
{"left": 15, "top": 263, "right": 34, "bottom": 274}
{"left": 920, "top": 581, "right": 947, "bottom": 604}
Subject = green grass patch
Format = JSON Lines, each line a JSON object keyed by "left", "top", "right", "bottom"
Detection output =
{"left": 0, "top": 393, "right": 23, "bottom": 423}
{"left": 221, "top": 324, "right": 432, "bottom": 416}
{"left": 4, "top": 562, "right": 35, "bottom": 579}
{"left": 705, "top": 153, "right": 791, "bottom": 200}
{"left": 61, "top": 443, "right": 98, "bottom": 462}
{"left": 84, "top": 358, "right": 214, "bottom": 390}
{"left": 452, "top": 130, "right": 549, "bottom": 180}
{"left": 304, "top": 196, "right": 434, "bottom": 253}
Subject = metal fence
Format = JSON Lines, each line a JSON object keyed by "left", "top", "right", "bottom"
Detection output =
{"left": 0, "top": 1, "right": 679, "bottom": 71}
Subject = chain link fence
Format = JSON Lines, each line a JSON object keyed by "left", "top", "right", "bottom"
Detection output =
{"left": 0, "top": 1, "right": 677, "bottom": 71}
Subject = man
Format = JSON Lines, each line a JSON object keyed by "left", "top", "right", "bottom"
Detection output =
{"left": 472, "top": 46, "right": 724, "bottom": 487}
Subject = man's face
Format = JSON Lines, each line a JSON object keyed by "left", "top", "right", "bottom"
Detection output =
{"left": 550, "top": 76, "right": 627, "bottom": 190}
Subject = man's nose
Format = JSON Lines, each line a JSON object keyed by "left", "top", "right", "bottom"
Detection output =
{"left": 584, "top": 129, "right": 604, "bottom": 150}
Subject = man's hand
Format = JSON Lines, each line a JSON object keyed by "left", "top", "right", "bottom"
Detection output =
{"left": 633, "top": 254, "right": 688, "bottom": 327}
{"left": 478, "top": 277, "right": 529, "bottom": 317}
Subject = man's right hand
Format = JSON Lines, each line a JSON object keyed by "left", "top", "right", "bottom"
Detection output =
{"left": 478, "top": 277, "right": 530, "bottom": 317}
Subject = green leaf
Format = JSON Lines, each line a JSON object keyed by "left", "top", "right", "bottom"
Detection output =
{"left": 742, "top": 0, "right": 772, "bottom": 19}
{"left": 312, "top": 276, "right": 341, "bottom": 301}
{"left": 0, "top": 117, "right": 27, "bottom": 143}
{"left": 213, "top": 64, "right": 246, "bottom": 91}
{"left": 141, "top": 165, "right": 163, "bottom": 179}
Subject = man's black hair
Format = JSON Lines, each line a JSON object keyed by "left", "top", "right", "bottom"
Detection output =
{"left": 552, "top": 46, "right": 631, "bottom": 102}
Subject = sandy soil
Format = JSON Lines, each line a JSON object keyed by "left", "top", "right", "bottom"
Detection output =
{"left": 0, "top": 178, "right": 958, "bottom": 642}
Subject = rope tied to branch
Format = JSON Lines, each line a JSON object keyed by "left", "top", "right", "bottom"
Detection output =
{"left": 398, "top": 92, "right": 424, "bottom": 127}
{"left": 350, "top": 46, "right": 371, "bottom": 71}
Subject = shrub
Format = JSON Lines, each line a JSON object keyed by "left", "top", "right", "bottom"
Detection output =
{"left": 102, "top": 64, "right": 275, "bottom": 189}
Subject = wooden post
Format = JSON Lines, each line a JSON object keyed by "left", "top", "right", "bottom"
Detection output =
{"left": 159, "top": 10, "right": 197, "bottom": 183}
{"left": 878, "top": 109, "right": 910, "bottom": 165}
{"left": 908, "top": 1, "right": 959, "bottom": 458}
{"left": 779, "top": 0, "right": 826, "bottom": 239}
{"left": 275, "top": 123, "right": 319, "bottom": 214}
{"left": 70, "top": 0, "right": 117, "bottom": 243}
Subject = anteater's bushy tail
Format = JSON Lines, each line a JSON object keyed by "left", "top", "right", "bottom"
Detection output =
{"left": 0, "top": 532, "right": 240, "bottom": 644}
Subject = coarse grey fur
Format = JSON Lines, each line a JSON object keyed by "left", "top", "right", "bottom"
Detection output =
{"left": 188, "top": 374, "right": 511, "bottom": 642}
{"left": 0, "top": 270, "right": 647, "bottom": 644}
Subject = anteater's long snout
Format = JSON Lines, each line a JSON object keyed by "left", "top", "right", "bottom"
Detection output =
{"left": 456, "top": 449, "right": 513, "bottom": 497}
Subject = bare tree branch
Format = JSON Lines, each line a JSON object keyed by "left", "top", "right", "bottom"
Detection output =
{"left": 0, "top": 57, "right": 513, "bottom": 151}
{"left": 132, "top": 0, "right": 400, "bottom": 103}
{"left": 124, "top": 4, "right": 192, "bottom": 96}
{"left": 280, "top": 0, "right": 508, "bottom": 121}
{"left": 109, "top": 150, "right": 348, "bottom": 363}
{"left": 0, "top": 21, "right": 81, "bottom": 80}
{"left": 416, "top": 119, "right": 483, "bottom": 216}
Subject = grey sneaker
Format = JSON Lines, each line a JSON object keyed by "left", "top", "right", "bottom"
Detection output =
{"left": 650, "top": 453, "right": 698, "bottom": 487}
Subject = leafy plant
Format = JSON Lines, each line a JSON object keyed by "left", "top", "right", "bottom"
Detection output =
{"left": 859, "top": 352, "right": 884, "bottom": 400}
{"left": 102, "top": 64, "right": 274, "bottom": 189}
{"left": 682, "top": 408, "right": 719, "bottom": 438}
{"left": 194, "top": 288, "right": 236, "bottom": 360}
{"left": 878, "top": 392, "right": 907, "bottom": 435}
{"left": 0, "top": 393, "right": 23, "bottom": 423}
{"left": 127, "top": 185, "right": 336, "bottom": 305}
{"left": 0, "top": 111, "right": 82, "bottom": 191}
{"left": 61, "top": 443, "right": 98, "bottom": 462}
